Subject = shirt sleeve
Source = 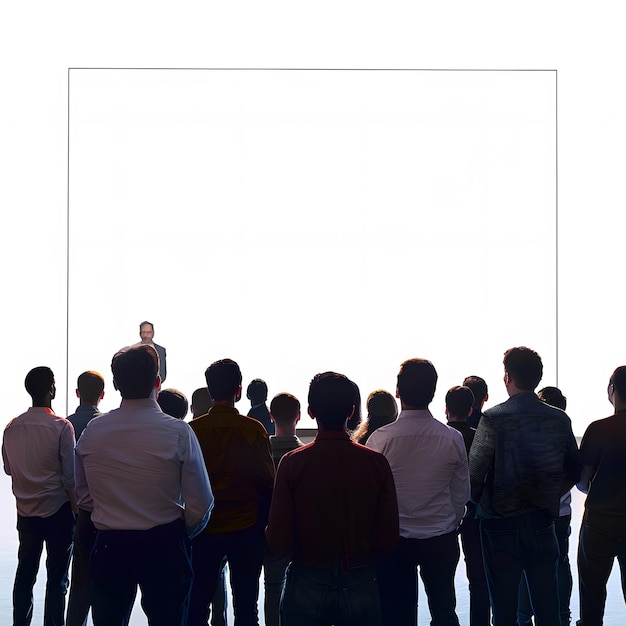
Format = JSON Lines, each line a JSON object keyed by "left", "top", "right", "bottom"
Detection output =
{"left": 450, "top": 437, "right": 470, "bottom": 524}
{"left": 254, "top": 429, "right": 276, "bottom": 527}
{"left": 265, "top": 454, "right": 294, "bottom": 555}
{"left": 2, "top": 433, "right": 11, "bottom": 476}
{"left": 181, "top": 426, "right": 214, "bottom": 538}
{"left": 469, "top": 413, "right": 495, "bottom": 504}
{"left": 562, "top": 422, "right": 582, "bottom": 491}
{"left": 74, "top": 442, "right": 92, "bottom": 511}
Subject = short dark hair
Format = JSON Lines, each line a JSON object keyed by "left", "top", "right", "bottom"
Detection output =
{"left": 77, "top": 371, "right": 105, "bottom": 404}
{"left": 445, "top": 386, "right": 475, "bottom": 419}
{"left": 308, "top": 372, "right": 355, "bottom": 430}
{"left": 191, "top": 387, "right": 213, "bottom": 418}
{"left": 397, "top": 359, "right": 437, "bottom": 408}
{"left": 112, "top": 345, "right": 158, "bottom": 399}
{"left": 139, "top": 321, "right": 154, "bottom": 331}
{"left": 25, "top": 366, "right": 54, "bottom": 402}
{"left": 270, "top": 393, "right": 301, "bottom": 425}
{"left": 158, "top": 388, "right": 189, "bottom": 419}
{"left": 463, "top": 375, "right": 488, "bottom": 409}
{"left": 205, "top": 359, "right": 242, "bottom": 402}
{"left": 610, "top": 366, "right": 626, "bottom": 402}
{"left": 247, "top": 378, "right": 268, "bottom": 404}
{"left": 503, "top": 347, "right": 543, "bottom": 391}
{"left": 537, "top": 386, "right": 567, "bottom": 411}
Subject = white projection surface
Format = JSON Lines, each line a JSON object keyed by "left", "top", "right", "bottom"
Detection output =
{"left": 68, "top": 69, "right": 556, "bottom": 425}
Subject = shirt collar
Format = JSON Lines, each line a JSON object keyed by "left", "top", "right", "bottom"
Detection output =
{"left": 314, "top": 430, "right": 351, "bottom": 442}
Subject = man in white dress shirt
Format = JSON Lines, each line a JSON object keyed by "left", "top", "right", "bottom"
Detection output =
{"left": 75, "top": 344, "right": 214, "bottom": 626}
{"left": 367, "top": 358, "right": 469, "bottom": 626}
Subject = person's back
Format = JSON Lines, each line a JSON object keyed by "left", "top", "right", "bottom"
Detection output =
{"left": 266, "top": 372, "right": 399, "bottom": 626}
{"left": 74, "top": 345, "right": 213, "bottom": 626}
{"left": 2, "top": 366, "right": 76, "bottom": 626}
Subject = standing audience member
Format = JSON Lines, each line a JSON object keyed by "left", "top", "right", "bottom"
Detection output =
{"left": 246, "top": 378, "right": 274, "bottom": 435}
{"left": 157, "top": 388, "right": 189, "bottom": 420}
{"left": 368, "top": 359, "right": 469, "bottom": 626}
{"left": 445, "top": 386, "right": 491, "bottom": 626}
{"left": 191, "top": 387, "right": 213, "bottom": 418}
{"left": 189, "top": 359, "right": 275, "bottom": 626}
{"left": 66, "top": 370, "right": 105, "bottom": 626}
{"left": 463, "top": 375, "right": 488, "bottom": 430}
{"left": 517, "top": 385, "right": 574, "bottom": 626}
{"left": 266, "top": 372, "right": 399, "bottom": 626}
{"left": 2, "top": 366, "right": 76, "bottom": 626}
{"left": 352, "top": 389, "right": 398, "bottom": 445}
{"left": 469, "top": 347, "right": 581, "bottom": 626}
{"left": 577, "top": 366, "right": 626, "bottom": 626}
{"left": 263, "top": 392, "right": 305, "bottom": 626}
{"left": 75, "top": 345, "right": 214, "bottom": 626}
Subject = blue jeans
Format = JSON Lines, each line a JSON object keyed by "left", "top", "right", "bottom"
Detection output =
{"left": 518, "top": 514, "right": 572, "bottom": 626}
{"left": 14, "top": 501, "right": 75, "bottom": 626}
{"left": 480, "top": 510, "right": 559, "bottom": 626}
{"left": 577, "top": 523, "right": 626, "bottom": 626}
{"left": 188, "top": 525, "right": 265, "bottom": 626}
{"left": 280, "top": 563, "right": 381, "bottom": 626}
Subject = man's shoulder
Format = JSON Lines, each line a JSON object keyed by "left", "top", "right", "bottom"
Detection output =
{"left": 582, "top": 413, "right": 626, "bottom": 441}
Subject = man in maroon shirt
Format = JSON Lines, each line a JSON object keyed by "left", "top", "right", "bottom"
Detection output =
{"left": 265, "top": 371, "right": 399, "bottom": 626}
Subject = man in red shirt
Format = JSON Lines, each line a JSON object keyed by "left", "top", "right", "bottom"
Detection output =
{"left": 266, "top": 371, "right": 399, "bottom": 626}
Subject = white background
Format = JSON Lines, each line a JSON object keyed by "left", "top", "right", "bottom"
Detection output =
{"left": 1, "top": 2, "right": 626, "bottom": 623}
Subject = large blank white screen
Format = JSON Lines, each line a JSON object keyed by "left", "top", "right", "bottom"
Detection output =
{"left": 69, "top": 69, "right": 556, "bottom": 422}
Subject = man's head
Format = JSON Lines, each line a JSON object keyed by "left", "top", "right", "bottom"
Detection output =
{"left": 158, "top": 388, "right": 189, "bottom": 419}
{"left": 112, "top": 344, "right": 159, "bottom": 399}
{"left": 462, "top": 375, "right": 488, "bottom": 411}
{"left": 445, "top": 385, "right": 475, "bottom": 421}
{"left": 270, "top": 393, "right": 301, "bottom": 427}
{"left": 25, "top": 366, "right": 55, "bottom": 406}
{"left": 76, "top": 370, "right": 105, "bottom": 406}
{"left": 205, "top": 359, "right": 242, "bottom": 403}
{"left": 139, "top": 321, "right": 155, "bottom": 344}
{"left": 396, "top": 358, "right": 438, "bottom": 409}
{"left": 608, "top": 366, "right": 626, "bottom": 409}
{"left": 537, "top": 386, "right": 567, "bottom": 411}
{"left": 503, "top": 347, "right": 543, "bottom": 392}
{"left": 191, "top": 387, "right": 213, "bottom": 418}
{"left": 308, "top": 372, "right": 354, "bottom": 431}
{"left": 247, "top": 378, "right": 268, "bottom": 405}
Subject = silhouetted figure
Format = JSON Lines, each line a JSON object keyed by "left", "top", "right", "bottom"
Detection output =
{"left": 463, "top": 375, "right": 488, "bottom": 430}
{"left": 577, "top": 366, "right": 626, "bottom": 626}
{"left": 2, "top": 366, "right": 76, "bottom": 626}
{"left": 75, "top": 345, "right": 213, "bottom": 626}
{"left": 189, "top": 359, "right": 275, "bottom": 626}
{"left": 266, "top": 372, "right": 399, "bottom": 626}
{"left": 66, "top": 370, "right": 105, "bottom": 626}
{"left": 158, "top": 388, "right": 189, "bottom": 419}
{"left": 470, "top": 347, "right": 581, "bottom": 626}
{"left": 263, "top": 393, "right": 305, "bottom": 626}
{"left": 368, "top": 359, "right": 468, "bottom": 626}
{"left": 352, "top": 389, "right": 398, "bottom": 445}
{"left": 246, "top": 378, "right": 274, "bottom": 435}
{"left": 191, "top": 387, "right": 214, "bottom": 418}
{"left": 346, "top": 379, "right": 362, "bottom": 432}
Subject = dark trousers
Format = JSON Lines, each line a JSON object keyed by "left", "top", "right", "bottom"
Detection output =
{"left": 577, "top": 522, "right": 626, "bottom": 626}
{"left": 518, "top": 514, "right": 572, "bottom": 626}
{"left": 480, "top": 510, "right": 559, "bottom": 626}
{"left": 263, "top": 551, "right": 291, "bottom": 626}
{"left": 378, "top": 530, "right": 461, "bottom": 626}
{"left": 14, "top": 501, "right": 75, "bottom": 626}
{"left": 281, "top": 563, "right": 381, "bottom": 626}
{"left": 90, "top": 519, "right": 192, "bottom": 626}
{"left": 66, "top": 509, "right": 98, "bottom": 626}
{"left": 188, "top": 525, "right": 265, "bottom": 626}
{"left": 459, "top": 508, "right": 491, "bottom": 626}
